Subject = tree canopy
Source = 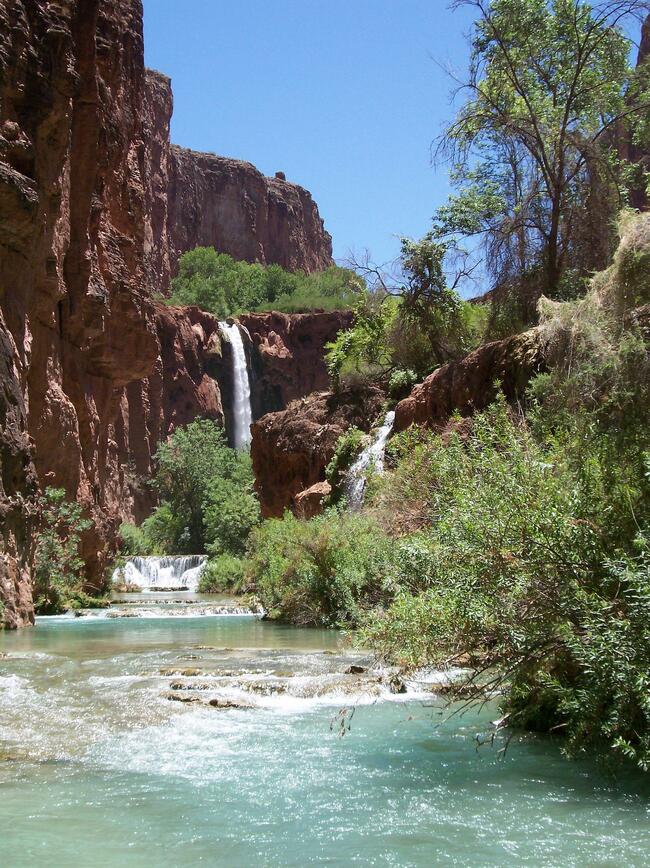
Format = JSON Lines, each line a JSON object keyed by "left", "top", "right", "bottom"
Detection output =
{"left": 435, "top": 0, "right": 650, "bottom": 301}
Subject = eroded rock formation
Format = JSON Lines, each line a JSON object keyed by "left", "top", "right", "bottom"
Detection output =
{"left": 239, "top": 310, "right": 353, "bottom": 416}
{"left": 393, "top": 330, "right": 546, "bottom": 433}
{"left": 168, "top": 147, "right": 332, "bottom": 275}
{"left": 251, "top": 387, "right": 385, "bottom": 517}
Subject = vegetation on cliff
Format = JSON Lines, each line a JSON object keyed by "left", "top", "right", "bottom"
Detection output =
{"left": 33, "top": 488, "right": 107, "bottom": 615}
{"left": 164, "top": 248, "right": 363, "bottom": 316}
{"left": 114, "top": 0, "right": 650, "bottom": 772}
{"left": 245, "top": 209, "right": 650, "bottom": 768}
{"left": 119, "top": 420, "right": 260, "bottom": 592}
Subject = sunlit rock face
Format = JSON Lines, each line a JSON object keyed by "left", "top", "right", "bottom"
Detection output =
{"left": 239, "top": 310, "right": 353, "bottom": 417}
{"left": 251, "top": 387, "right": 386, "bottom": 518}
{"left": 0, "top": 0, "right": 334, "bottom": 625}
{"left": 168, "top": 146, "right": 333, "bottom": 275}
{"left": 394, "top": 330, "right": 546, "bottom": 434}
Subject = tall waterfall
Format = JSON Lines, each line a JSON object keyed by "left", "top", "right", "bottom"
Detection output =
{"left": 344, "top": 410, "right": 395, "bottom": 511}
{"left": 219, "top": 321, "right": 253, "bottom": 450}
{"left": 112, "top": 556, "right": 207, "bottom": 592}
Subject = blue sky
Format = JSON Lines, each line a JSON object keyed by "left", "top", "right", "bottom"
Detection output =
{"left": 143, "top": 0, "right": 476, "bottom": 267}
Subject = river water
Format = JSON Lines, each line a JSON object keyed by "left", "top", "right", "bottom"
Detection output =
{"left": 1, "top": 612, "right": 650, "bottom": 866}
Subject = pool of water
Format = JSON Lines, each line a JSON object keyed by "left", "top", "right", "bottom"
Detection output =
{"left": 1, "top": 614, "right": 649, "bottom": 866}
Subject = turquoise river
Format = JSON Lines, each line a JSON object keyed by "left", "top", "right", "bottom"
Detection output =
{"left": 1, "top": 608, "right": 650, "bottom": 866}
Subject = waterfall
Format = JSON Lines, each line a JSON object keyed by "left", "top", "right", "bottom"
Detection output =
{"left": 112, "top": 556, "right": 208, "bottom": 592}
{"left": 344, "top": 410, "right": 395, "bottom": 511}
{"left": 219, "top": 321, "right": 253, "bottom": 450}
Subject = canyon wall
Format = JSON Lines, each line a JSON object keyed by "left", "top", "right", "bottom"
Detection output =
{"left": 168, "top": 146, "right": 333, "bottom": 276}
{"left": 0, "top": 0, "right": 336, "bottom": 626}
{"left": 250, "top": 329, "right": 547, "bottom": 519}
{"left": 393, "top": 330, "right": 546, "bottom": 433}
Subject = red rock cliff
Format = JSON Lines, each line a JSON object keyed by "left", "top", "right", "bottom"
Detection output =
{"left": 251, "top": 387, "right": 386, "bottom": 518}
{"left": 0, "top": 0, "right": 336, "bottom": 626}
{"left": 168, "top": 146, "right": 332, "bottom": 276}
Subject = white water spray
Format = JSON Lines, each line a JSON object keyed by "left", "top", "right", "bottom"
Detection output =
{"left": 219, "top": 321, "right": 253, "bottom": 449}
{"left": 345, "top": 410, "right": 395, "bottom": 510}
{"left": 111, "top": 556, "right": 207, "bottom": 592}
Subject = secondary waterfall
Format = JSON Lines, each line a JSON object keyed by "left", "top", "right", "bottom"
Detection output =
{"left": 219, "top": 321, "right": 253, "bottom": 449}
{"left": 111, "top": 556, "right": 207, "bottom": 592}
{"left": 345, "top": 410, "right": 395, "bottom": 510}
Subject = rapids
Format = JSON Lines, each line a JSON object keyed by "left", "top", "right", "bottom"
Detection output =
{"left": 1, "top": 613, "right": 650, "bottom": 866}
{"left": 111, "top": 556, "right": 208, "bottom": 592}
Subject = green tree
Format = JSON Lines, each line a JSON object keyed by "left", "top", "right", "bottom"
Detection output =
{"left": 439, "top": 0, "right": 650, "bottom": 298}
{"left": 33, "top": 487, "right": 93, "bottom": 614}
{"left": 152, "top": 420, "right": 259, "bottom": 554}
{"left": 166, "top": 248, "right": 364, "bottom": 316}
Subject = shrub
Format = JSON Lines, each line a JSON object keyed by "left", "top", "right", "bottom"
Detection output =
{"left": 33, "top": 487, "right": 93, "bottom": 615}
{"left": 203, "top": 475, "right": 260, "bottom": 557}
{"left": 248, "top": 509, "right": 391, "bottom": 626}
{"left": 360, "top": 393, "right": 650, "bottom": 768}
{"left": 151, "top": 419, "right": 259, "bottom": 554}
{"left": 118, "top": 522, "right": 155, "bottom": 557}
{"left": 325, "top": 427, "right": 365, "bottom": 499}
{"left": 387, "top": 368, "right": 417, "bottom": 400}
{"left": 198, "top": 554, "right": 247, "bottom": 593}
{"left": 165, "top": 248, "right": 363, "bottom": 316}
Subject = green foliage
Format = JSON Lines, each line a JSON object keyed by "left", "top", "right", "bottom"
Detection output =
{"left": 203, "top": 473, "right": 260, "bottom": 558}
{"left": 438, "top": 0, "right": 647, "bottom": 309}
{"left": 119, "top": 420, "right": 260, "bottom": 565}
{"left": 150, "top": 419, "right": 259, "bottom": 555}
{"left": 326, "top": 239, "right": 485, "bottom": 391}
{"left": 361, "top": 393, "right": 650, "bottom": 767}
{"left": 325, "top": 427, "right": 365, "bottom": 498}
{"left": 388, "top": 368, "right": 418, "bottom": 400}
{"left": 118, "top": 522, "right": 156, "bottom": 557}
{"left": 33, "top": 487, "right": 94, "bottom": 615}
{"left": 247, "top": 510, "right": 391, "bottom": 626}
{"left": 326, "top": 296, "right": 397, "bottom": 387}
{"left": 198, "top": 554, "right": 247, "bottom": 593}
{"left": 256, "top": 265, "right": 365, "bottom": 313}
{"left": 166, "top": 248, "right": 363, "bottom": 316}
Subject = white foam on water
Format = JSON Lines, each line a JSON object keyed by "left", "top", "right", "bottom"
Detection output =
{"left": 111, "top": 556, "right": 208, "bottom": 592}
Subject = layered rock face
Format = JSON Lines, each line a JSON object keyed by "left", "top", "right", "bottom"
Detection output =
{"left": 0, "top": 0, "right": 161, "bottom": 607}
{"left": 394, "top": 330, "right": 546, "bottom": 433}
{"left": 239, "top": 310, "right": 353, "bottom": 416}
{"left": 251, "top": 387, "right": 385, "bottom": 517}
{"left": 0, "top": 312, "right": 37, "bottom": 627}
{"left": 168, "top": 147, "right": 332, "bottom": 275}
{"left": 0, "top": 0, "right": 335, "bottom": 625}
{"left": 250, "top": 329, "right": 547, "bottom": 520}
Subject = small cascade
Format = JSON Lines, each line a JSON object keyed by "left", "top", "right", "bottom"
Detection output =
{"left": 344, "top": 410, "right": 395, "bottom": 510}
{"left": 112, "top": 556, "right": 208, "bottom": 592}
{"left": 219, "top": 321, "right": 253, "bottom": 449}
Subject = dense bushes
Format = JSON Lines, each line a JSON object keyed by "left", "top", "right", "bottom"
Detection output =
{"left": 243, "top": 215, "right": 650, "bottom": 768}
{"left": 247, "top": 510, "right": 391, "bottom": 626}
{"left": 359, "top": 394, "right": 650, "bottom": 768}
{"left": 164, "top": 248, "right": 363, "bottom": 316}
{"left": 198, "top": 553, "right": 247, "bottom": 594}
{"left": 118, "top": 420, "right": 261, "bottom": 590}
{"left": 33, "top": 487, "right": 107, "bottom": 614}
{"left": 325, "top": 240, "right": 488, "bottom": 390}
{"left": 148, "top": 420, "right": 259, "bottom": 555}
